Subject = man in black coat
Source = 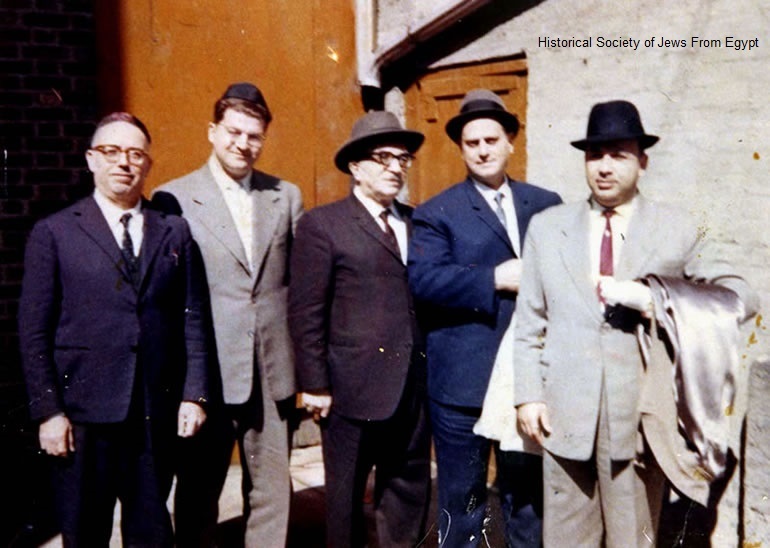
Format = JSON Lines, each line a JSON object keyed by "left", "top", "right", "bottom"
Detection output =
{"left": 18, "top": 112, "right": 209, "bottom": 547}
{"left": 288, "top": 111, "right": 431, "bottom": 547}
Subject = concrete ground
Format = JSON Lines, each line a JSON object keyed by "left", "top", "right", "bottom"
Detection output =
{"left": 37, "top": 444, "right": 512, "bottom": 547}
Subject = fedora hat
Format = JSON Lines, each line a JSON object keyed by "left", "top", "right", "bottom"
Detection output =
{"left": 220, "top": 82, "right": 272, "bottom": 124}
{"left": 445, "top": 89, "right": 520, "bottom": 143}
{"left": 334, "top": 111, "right": 425, "bottom": 173}
{"left": 571, "top": 100, "right": 658, "bottom": 150}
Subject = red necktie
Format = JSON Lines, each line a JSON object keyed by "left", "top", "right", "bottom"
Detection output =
{"left": 599, "top": 209, "right": 615, "bottom": 276}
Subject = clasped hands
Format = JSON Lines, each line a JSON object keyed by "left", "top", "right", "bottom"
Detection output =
{"left": 301, "top": 392, "right": 332, "bottom": 422}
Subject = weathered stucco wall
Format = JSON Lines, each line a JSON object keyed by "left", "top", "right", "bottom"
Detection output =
{"left": 375, "top": 0, "right": 769, "bottom": 543}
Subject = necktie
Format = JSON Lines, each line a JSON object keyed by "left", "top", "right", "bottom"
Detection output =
{"left": 599, "top": 209, "right": 615, "bottom": 276}
{"left": 493, "top": 192, "right": 508, "bottom": 229}
{"left": 379, "top": 210, "right": 400, "bottom": 256}
{"left": 120, "top": 212, "right": 140, "bottom": 286}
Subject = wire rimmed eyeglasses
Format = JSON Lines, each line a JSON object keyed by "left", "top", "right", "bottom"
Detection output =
{"left": 91, "top": 145, "right": 150, "bottom": 166}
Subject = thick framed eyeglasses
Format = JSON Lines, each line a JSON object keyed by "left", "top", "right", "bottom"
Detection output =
{"left": 91, "top": 145, "right": 150, "bottom": 166}
{"left": 368, "top": 150, "right": 414, "bottom": 170}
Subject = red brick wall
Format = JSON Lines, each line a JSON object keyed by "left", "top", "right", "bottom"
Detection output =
{"left": 0, "top": 0, "right": 98, "bottom": 543}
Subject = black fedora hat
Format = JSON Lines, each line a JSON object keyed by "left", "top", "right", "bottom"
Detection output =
{"left": 445, "top": 89, "right": 520, "bottom": 143}
{"left": 571, "top": 100, "right": 658, "bottom": 150}
{"left": 334, "top": 111, "right": 425, "bottom": 174}
{"left": 221, "top": 82, "right": 272, "bottom": 124}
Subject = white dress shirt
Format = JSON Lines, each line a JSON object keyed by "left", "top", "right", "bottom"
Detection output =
{"left": 473, "top": 178, "right": 521, "bottom": 257}
{"left": 93, "top": 188, "right": 143, "bottom": 254}
{"left": 353, "top": 186, "right": 408, "bottom": 264}
{"left": 208, "top": 155, "right": 254, "bottom": 270}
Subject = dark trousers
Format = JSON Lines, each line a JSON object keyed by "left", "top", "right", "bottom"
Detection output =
{"left": 321, "top": 389, "right": 431, "bottom": 548}
{"left": 430, "top": 399, "right": 543, "bottom": 548}
{"left": 52, "top": 419, "right": 174, "bottom": 548}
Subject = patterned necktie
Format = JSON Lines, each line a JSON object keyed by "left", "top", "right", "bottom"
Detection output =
{"left": 379, "top": 209, "right": 400, "bottom": 256}
{"left": 120, "top": 212, "right": 140, "bottom": 286}
{"left": 599, "top": 209, "right": 615, "bottom": 276}
{"left": 494, "top": 192, "right": 508, "bottom": 229}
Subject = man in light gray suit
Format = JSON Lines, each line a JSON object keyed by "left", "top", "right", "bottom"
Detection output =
{"left": 152, "top": 82, "right": 303, "bottom": 547}
{"left": 514, "top": 100, "right": 757, "bottom": 546}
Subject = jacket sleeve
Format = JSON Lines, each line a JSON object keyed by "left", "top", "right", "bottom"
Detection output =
{"left": 18, "top": 221, "right": 65, "bottom": 421}
{"left": 180, "top": 219, "right": 211, "bottom": 404}
{"left": 288, "top": 212, "right": 335, "bottom": 393}
{"left": 682, "top": 234, "right": 758, "bottom": 323}
{"left": 513, "top": 217, "right": 548, "bottom": 405}
{"left": 407, "top": 203, "right": 498, "bottom": 316}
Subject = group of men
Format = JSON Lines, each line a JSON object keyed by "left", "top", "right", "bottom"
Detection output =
{"left": 19, "top": 80, "right": 757, "bottom": 548}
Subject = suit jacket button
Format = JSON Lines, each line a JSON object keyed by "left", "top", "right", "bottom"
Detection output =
{"left": 130, "top": 344, "right": 138, "bottom": 353}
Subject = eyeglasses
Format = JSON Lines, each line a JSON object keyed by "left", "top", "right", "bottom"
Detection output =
{"left": 219, "top": 124, "right": 265, "bottom": 147}
{"left": 91, "top": 145, "right": 150, "bottom": 166}
{"left": 367, "top": 150, "right": 414, "bottom": 170}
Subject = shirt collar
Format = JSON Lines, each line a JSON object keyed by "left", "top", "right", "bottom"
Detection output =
{"left": 472, "top": 176, "right": 511, "bottom": 200}
{"left": 589, "top": 193, "right": 638, "bottom": 218}
{"left": 93, "top": 188, "right": 142, "bottom": 226}
{"left": 208, "top": 154, "right": 251, "bottom": 191}
{"left": 352, "top": 186, "right": 401, "bottom": 220}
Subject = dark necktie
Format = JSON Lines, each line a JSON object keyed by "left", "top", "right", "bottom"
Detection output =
{"left": 599, "top": 209, "right": 615, "bottom": 276}
{"left": 379, "top": 209, "right": 401, "bottom": 257}
{"left": 493, "top": 192, "right": 508, "bottom": 229}
{"left": 120, "top": 212, "right": 140, "bottom": 287}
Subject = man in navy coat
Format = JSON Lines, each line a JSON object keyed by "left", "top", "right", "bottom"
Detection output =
{"left": 408, "top": 89, "right": 561, "bottom": 547}
{"left": 18, "top": 112, "right": 209, "bottom": 547}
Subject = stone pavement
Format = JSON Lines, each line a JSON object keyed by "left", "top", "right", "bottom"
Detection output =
{"left": 36, "top": 443, "right": 511, "bottom": 547}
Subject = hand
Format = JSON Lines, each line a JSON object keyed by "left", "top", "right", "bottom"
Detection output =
{"left": 177, "top": 401, "right": 207, "bottom": 437}
{"left": 39, "top": 414, "right": 75, "bottom": 457}
{"left": 598, "top": 277, "right": 653, "bottom": 317}
{"left": 300, "top": 392, "right": 332, "bottom": 421}
{"left": 517, "top": 402, "right": 551, "bottom": 447}
{"left": 494, "top": 258, "right": 523, "bottom": 292}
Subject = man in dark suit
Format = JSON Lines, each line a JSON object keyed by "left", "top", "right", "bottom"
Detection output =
{"left": 514, "top": 100, "right": 758, "bottom": 546}
{"left": 151, "top": 83, "right": 303, "bottom": 546}
{"left": 289, "top": 111, "right": 432, "bottom": 547}
{"left": 408, "top": 89, "right": 562, "bottom": 547}
{"left": 18, "top": 112, "right": 209, "bottom": 547}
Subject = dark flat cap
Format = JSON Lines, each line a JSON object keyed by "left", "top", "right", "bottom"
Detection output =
{"left": 221, "top": 82, "right": 272, "bottom": 124}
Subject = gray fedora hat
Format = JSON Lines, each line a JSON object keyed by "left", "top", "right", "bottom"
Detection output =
{"left": 445, "top": 89, "right": 520, "bottom": 143}
{"left": 571, "top": 100, "right": 658, "bottom": 150}
{"left": 334, "top": 111, "right": 425, "bottom": 174}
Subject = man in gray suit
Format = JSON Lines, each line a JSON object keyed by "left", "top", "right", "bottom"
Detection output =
{"left": 152, "top": 82, "right": 303, "bottom": 547}
{"left": 514, "top": 100, "right": 758, "bottom": 546}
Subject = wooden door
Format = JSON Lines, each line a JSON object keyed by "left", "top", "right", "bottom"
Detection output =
{"left": 404, "top": 57, "right": 528, "bottom": 205}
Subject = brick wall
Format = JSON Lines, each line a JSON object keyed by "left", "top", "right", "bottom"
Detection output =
{"left": 0, "top": 0, "right": 98, "bottom": 543}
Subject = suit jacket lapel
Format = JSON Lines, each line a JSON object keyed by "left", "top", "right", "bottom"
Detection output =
{"left": 616, "top": 196, "right": 661, "bottom": 280}
{"left": 74, "top": 197, "right": 135, "bottom": 286}
{"left": 511, "top": 181, "right": 537, "bottom": 254}
{"left": 462, "top": 179, "right": 513, "bottom": 253}
{"left": 347, "top": 195, "right": 403, "bottom": 263}
{"left": 186, "top": 167, "right": 250, "bottom": 274}
{"left": 558, "top": 200, "right": 605, "bottom": 322}
{"left": 137, "top": 203, "right": 171, "bottom": 292}
{"left": 251, "top": 172, "right": 283, "bottom": 281}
